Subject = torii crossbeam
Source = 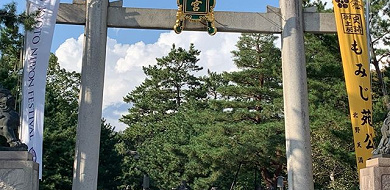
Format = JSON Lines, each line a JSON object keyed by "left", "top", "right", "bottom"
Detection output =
{"left": 58, "top": 0, "right": 336, "bottom": 33}
{"left": 58, "top": 0, "right": 337, "bottom": 189}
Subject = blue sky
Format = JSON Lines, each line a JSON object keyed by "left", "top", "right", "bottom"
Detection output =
{"left": 3, "top": 0, "right": 336, "bottom": 131}
{"left": 3, "top": 0, "right": 279, "bottom": 51}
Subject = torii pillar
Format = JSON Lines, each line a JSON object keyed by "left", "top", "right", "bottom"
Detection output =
{"left": 59, "top": 0, "right": 336, "bottom": 189}
{"left": 72, "top": 0, "right": 108, "bottom": 189}
{"left": 281, "top": 0, "right": 314, "bottom": 189}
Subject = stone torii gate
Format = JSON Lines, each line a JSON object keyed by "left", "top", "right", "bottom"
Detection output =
{"left": 56, "top": 0, "right": 337, "bottom": 189}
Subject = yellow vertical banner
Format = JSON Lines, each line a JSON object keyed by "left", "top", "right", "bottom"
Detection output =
{"left": 333, "top": 0, "right": 374, "bottom": 173}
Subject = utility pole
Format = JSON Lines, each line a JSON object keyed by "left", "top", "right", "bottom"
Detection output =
{"left": 280, "top": 0, "right": 314, "bottom": 189}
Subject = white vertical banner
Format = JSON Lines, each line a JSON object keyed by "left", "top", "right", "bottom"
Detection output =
{"left": 21, "top": 0, "right": 60, "bottom": 179}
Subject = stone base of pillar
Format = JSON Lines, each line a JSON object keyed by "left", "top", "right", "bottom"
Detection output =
{"left": 0, "top": 151, "right": 39, "bottom": 190}
{"left": 360, "top": 155, "right": 390, "bottom": 190}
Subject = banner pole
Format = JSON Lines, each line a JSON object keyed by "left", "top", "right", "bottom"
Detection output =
{"left": 19, "top": 0, "right": 30, "bottom": 141}
{"left": 366, "top": 0, "right": 371, "bottom": 62}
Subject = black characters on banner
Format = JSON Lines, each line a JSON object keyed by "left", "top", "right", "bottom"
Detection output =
{"left": 333, "top": 0, "right": 373, "bottom": 172}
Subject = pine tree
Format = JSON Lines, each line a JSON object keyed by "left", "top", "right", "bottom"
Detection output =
{"left": 0, "top": 2, "right": 34, "bottom": 94}
{"left": 98, "top": 120, "right": 123, "bottom": 190}
{"left": 304, "top": 32, "right": 359, "bottom": 189}
{"left": 303, "top": 1, "right": 389, "bottom": 188}
{"left": 41, "top": 54, "right": 80, "bottom": 189}
{"left": 42, "top": 55, "right": 125, "bottom": 190}
{"left": 369, "top": 0, "right": 390, "bottom": 98}
{"left": 187, "top": 33, "right": 284, "bottom": 189}
{"left": 120, "top": 44, "right": 206, "bottom": 189}
{"left": 121, "top": 44, "right": 204, "bottom": 126}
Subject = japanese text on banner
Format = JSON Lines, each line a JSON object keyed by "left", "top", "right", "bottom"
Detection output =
{"left": 333, "top": 0, "right": 374, "bottom": 173}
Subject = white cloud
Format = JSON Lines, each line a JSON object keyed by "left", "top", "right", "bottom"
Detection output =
{"left": 55, "top": 31, "right": 241, "bottom": 131}
{"left": 274, "top": 34, "right": 281, "bottom": 49}
{"left": 54, "top": 35, "right": 83, "bottom": 72}
{"left": 103, "top": 103, "right": 130, "bottom": 131}
{"left": 323, "top": 0, "right": 333, "bottom": 9}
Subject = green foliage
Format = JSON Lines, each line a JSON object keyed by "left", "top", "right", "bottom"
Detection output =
{"left": 305, "top": 32, "right": 362, "bottom": 189}
{"left": 0, "top": 2, "right": 35, "bottom": 94}
{"left": 121, "top": 44, "right": 204, "bottom": 126}
{"left": 302, "top": 2, "right": 389, "bottom": 183}
{"left": 0, "top": 4, "right": 78, "bottom": 189}
{"left": 41, "top": 55, "right": 125, "bottom": 190}
{"left": 1, "top": 1, "right": 387, "bottom": 189}
{"left": 304, "top": 28, "right": 388, "bottom": 189}
{"left": 41, "top": 54, "right": 80, "bottom": 190}
{"left": 120, "top": 35, "right": 285, "bottom": 189}
{"left": 369, "top": 0, "right": 390, "bottom": 62}
{"left": 0, "top": 2, "right": 22, "bottom": 96}
{"left": 98, "top": 120, "right": 124, "bottom": 190}
{"left": 369, "top": 0, "right": 390, "bottom": 98}
{"left": 187, "top": 111, "right": 285, "bottom": 189}
{"left": 120, "top": 44, "right": 206, "bottom": 189}
{"left": 0, "top": 1, "right": 36, "bottom": 151}
{"left": 207, "top": 33, "right": 284, "bottom": 189}
{"left": 303, "top": 0, "right": 331, "bottom": 12}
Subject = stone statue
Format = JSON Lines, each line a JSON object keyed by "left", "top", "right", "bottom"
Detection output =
{"left": 373, "top": 111, "right": 390, "bottom": 155}
{"left": 0, "top": 85, "right": 27, "bottom": 150}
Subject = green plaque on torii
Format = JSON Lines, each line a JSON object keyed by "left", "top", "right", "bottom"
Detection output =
{"left": 174, "top": 0, "right": 217, "bottom": 35}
